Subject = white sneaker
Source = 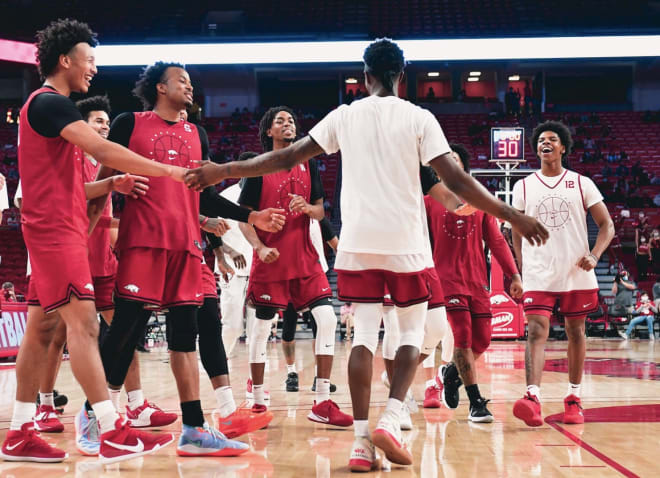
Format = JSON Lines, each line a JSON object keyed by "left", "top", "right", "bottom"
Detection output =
{"left": 372, "top": 412, "right": 413, "bottom": 466}
{"left": 348, "top": 436, "right": 379, "bottom": 472}
{"left": 400, "top": 404, "right": 413, "bottom": 430}
{"left": 618, "top": 329, "right": 629, "bottom": 340}
{"left": 405, "top": 389, "right": 418, "bottom": 414}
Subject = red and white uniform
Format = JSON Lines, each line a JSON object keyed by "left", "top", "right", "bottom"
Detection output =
{"left": 245, "top": 163, "right": 331, "bottom": 310}
{"left": 19, "top": 88, "right": 94, "bottom": 312}
{"left": 309, "top": 95, "right": 451, "bottom": 307}
{"left": 114, "top": 112, "right": 203, "bottom": 307}
{"left": 512, "top": 169, "right": 603, "bottom": 318}
{"left": 83, "top": 156, "right": 118, "bottom": 311}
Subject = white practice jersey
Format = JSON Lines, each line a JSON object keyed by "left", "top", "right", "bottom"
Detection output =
{"left": 216, "top": 183, "right": 253, "bottom": 277}
{"left": 309, "top": 95, "right": 450, "bottom": 271}
{"left": 512, "top": 169, "right": 602, "bottom": 293}
{"left": 310, "top": 219, "right": 329, "bottom": 273}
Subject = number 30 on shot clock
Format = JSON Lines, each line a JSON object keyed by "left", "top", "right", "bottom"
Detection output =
{"left": 490, "top": 127, "right": 525, "bottom": 162}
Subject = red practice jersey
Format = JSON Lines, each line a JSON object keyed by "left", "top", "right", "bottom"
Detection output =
{"left": 424, "top": 195, "right": 518, "bottom": 297}
{"left": 116, "top": 112, "right": 202, "bottom": 257}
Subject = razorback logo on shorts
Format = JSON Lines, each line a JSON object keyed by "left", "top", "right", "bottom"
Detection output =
{"left": 124, "top": 284, "right": 140, "bottom": 293}
{"left": 448, "top": 298, "right": 460, "bottom": 305}
{"left": 490, "top": 294, "right": 509, "bottom": 305}
{"left": 524, "top": 297, "right": 534, "bottom": 304}
{"left": 84, "top": 283, "right": 94, "bottom": 292}
{"left": 260, "top": 294, "right": 272, "bottom": 301}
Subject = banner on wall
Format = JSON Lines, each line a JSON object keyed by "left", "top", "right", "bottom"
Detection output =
{"left": 0, "top": 302, "right": 27, "bottom": 358}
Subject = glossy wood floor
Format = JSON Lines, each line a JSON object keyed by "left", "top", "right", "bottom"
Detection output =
{"left": 0, "top": 337, "right": 658, "bottom": 477}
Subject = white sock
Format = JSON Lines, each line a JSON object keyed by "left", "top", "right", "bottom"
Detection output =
{"left": 10, "top": 401, "right": 35, "bottom": 431}
{"left": 426, "top": 379, "right": 436, "bottom": 388}
{"left": 354, "top": 419, "right": 369, "bottom": 438}
{"left": 316, "top": 378, "right": 330, "bottom": 403}
{"left": 109, "top": 388, "right": 121, "bottom": 411}
{"left": 39, "top": 392, "right": 54, "bottom": 408}
{"left": 287, "top": 363, "right": 297, "bottom": 374}
{"left": 385, "top": 398, "right": 403, "bottom": 420}
{"left": 215, "top": 386, "right": 237, "bottom": 417}
{"left": 527, "top": 385, "right": 541, "bottom": 400}
{"left": 127, "top": 389, "right": 144, "bottom": 411}
{"left": 92, "top": 400, "right": 121, "bottom": 435}
{"left": 253, "top": 384, "right": 265, "bottom": 405}
{"left": 567, "top": 383, "right": 581, "bottom": 398}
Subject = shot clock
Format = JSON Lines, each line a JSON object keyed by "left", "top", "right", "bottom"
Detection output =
{"left": 490, "top": 127, "right": 525, "bottom": 162}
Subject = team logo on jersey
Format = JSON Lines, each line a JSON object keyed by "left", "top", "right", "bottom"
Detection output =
{"left": 124, "top": 284, "right": 140, "bottom": 293}
{"left": 194, "top": 240, "right": 203, "bottom": 250}
{"left": 276, "top": 176, "right": 309, "bottom": 218}
{"left": 84, "top": 283, "right": 94, "bottom": 292}
{"left": 183, "top": 123, "right": 192, "bottom": 133}
{"left": 536, "top": 195, "right": 571, "bottom": 229}
{"left": 260, "top": 294, "right": 272, "bottom": 301}
{"left": 442, "top": 211, "right": 476, "bottom": 239}
{"left": 490, "top": 294, "right": 510, "bottom": 305}
{"left": 524, "top": 297, "right": 534, "bottom": 304}
{"left": 151, "top": 131, "right": 192, "bottom": 165}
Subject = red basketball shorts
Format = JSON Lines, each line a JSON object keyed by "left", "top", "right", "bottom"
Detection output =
{"left": 337, "top": 268, "right": 431, "bottom": 308}
{"left": 522, "top": 289, "right": 599, "bottom": 319}
{"left": 201, "top": 263, "right": 218, "bottom": 299}
{"left": 93, "top": 275, "right": 116, "bottom": 311}
{"left": 115, "top": 247, "right": 203, "bottom": 308}
{"left": 445, "top": 293, "right": 492, "bottom": 354}
{"left": 247, "top": 269, "right": 332, "bottom": 311}
{"left": 26, "top": 243, "right": 95, "bottom": 313}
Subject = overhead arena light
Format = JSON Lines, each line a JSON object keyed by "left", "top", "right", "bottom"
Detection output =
{"left": 508, "top": 75, "right": 520, "bottom": 81}
{"left": 427, "top": 72, "right": 440, "bottom": 77}
{"left": 467, "top": 77, "right": 480, "bottom": 82}
{"left": 469, "top": 71, "right": 481, "bottom": 76}
{"left": 345, "top": 77, "right": 358, "bottom": 84}
{"left": 3, "top": 35, "right": 660, "bottom": 66}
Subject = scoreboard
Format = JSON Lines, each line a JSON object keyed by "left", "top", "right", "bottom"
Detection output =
{"left": 490, "top": 127, "right": 525, "bottom": 162}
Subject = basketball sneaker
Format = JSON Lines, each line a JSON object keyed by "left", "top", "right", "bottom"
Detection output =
{"left": 246, "top": 378, "right": 270, "bottom": 401}
{"left": 99, "top": 418, "right": 174, "bottom": 464}
{"left": 423, "top": 380, "right": 442, "bottom": 408}
{"left": 307, "top": 399, "right": 353, "bottom": 427}
{"left": 441, "top": 363, "right": 462, "bottom": 409}
{"left": 75, "top": 405, "right": 100, "bottom": 456}
{"left": 126, "top": 400, "right": 178, "bottom": 428}
{"left": 285, "top": 372, "right": 299, "bottom": 392}
{"left": 349, "top": 436, "right": 380, "bottom": 472}
{"left": 400, "top": 404, "right": 413, "bottom": 431}
{"left": 372, "top": 412, "right": 413, "bottom": 466}
{"left": 468, "top": 398, "right": 494, "bottom": 423}
{"left": 216, "top": 407, "right": 273, "bottom": 438}
{"left": 563, "top": 395, "right": 585, "bottom": 424}
{"left": 513, "top": 393, "right": 543, "bottom": 427}
{"left": 176, "top": 422, "right": 249, "bottom": 457}
{"left": 0, "top": 422, "right": 67, "bottom": 462}
{"left": 251, "top": 403, "right": 269, "bottom": 413}
{"left": 33, "top": 405, "right": 64, "bottom": 433}
{"left": 311, "top": 377, "right": 337, "bottom": 393}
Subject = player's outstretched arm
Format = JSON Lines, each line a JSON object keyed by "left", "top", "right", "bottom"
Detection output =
{"left": 577, "top": 201, "right": 614, "bottom": 271}
{"left": 185, "top": 136, "right": 325, "bottom": 190}
{"left": 61, "top": 120, "right": 185, "bottom": 181}
{"left": 428, "top": 153, "right": 548, "bottom": 246}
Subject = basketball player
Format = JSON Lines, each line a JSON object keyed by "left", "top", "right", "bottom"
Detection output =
{"left": 91, "top": 61, "right": 248, "bottom": 457}
{"left": 2, "top": 19, "right": 182, "bottom": 464}
{"left": 33, "top": 96, "right": 176, "bottom": 455}
{"left": 236, "top": 106, "right": 352, "bottom": 427}
{"left": 425, "top": 143, "right": 522, "bottom": 422}
{"left": 512, "top": 121, "right": 614, "bottom": 427}
{"left": 185, "top": 38, "right": 547, "bottom": 470}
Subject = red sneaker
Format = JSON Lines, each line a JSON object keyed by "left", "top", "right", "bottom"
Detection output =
{"left": 126, "top": 400, "right": 178, "bottom": 428}
{"left": 307, "top": 399, "right": 353, "bottom": 427}
{"left": 513, "top": 393, "right": 543, "bottom": 427}
{"left": 99, "top": 418, "right": 175, "bottom": 464}
{"left": 251, "top": 403, "right": 268, "bottom": 414}
{"left": 0, "top": 423, "right": 67, "bottom": 462}
{"left": 217, "top": 408, "right": 273, "bottom": 438}
{"left": 33, "top": 405, "right": 64, "bottom": 433}
{"left": 423, "top": 382, "right": 442, "bottom": 409}
{"left": 563, "top": 395, "right": 585, "bottom": 424}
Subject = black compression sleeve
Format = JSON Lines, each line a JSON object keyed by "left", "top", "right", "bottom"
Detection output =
{"left": 27, "top": 91, "right": 83, "bottom": 138}
{"left": 108, "top": 112, "right": 135, "bottom": 148}
{"left": 200, "top": 187, "right": 251, "bottom": 223}
{"left": 420, "top": 164, "right": 440, "bottom": 195}
{"left": 196, "top": 125, "right": 209, "bottom": 160}
{"left": 309, "top": 159, "right": 325, "bottom": 203}
{"left": 319, "top": 217, "right": 336, "bottom": 242}
{"left": 238, "top": 177, "right": 263, "bottom": 210}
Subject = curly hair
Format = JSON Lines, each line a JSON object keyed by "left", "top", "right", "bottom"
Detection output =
{"left": 363, "top": 38, "right": 406, "bottom": 93}
{"left": 35, "top": 18, "right": 98, "bottom": 80}
{"left": 530, "top": 120, "right": 573, "bottom": 161}
{"left": 132, "top": 61, "right": 185, "bottom": 111}
{"left": 75, "top": 95, "right": 111, "bottom": 121}
{"left": 258, "top": 106, "right": 299, "bottom": 152}
{"left": 449, "top": 143, "right": 471, "bottom": 173}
